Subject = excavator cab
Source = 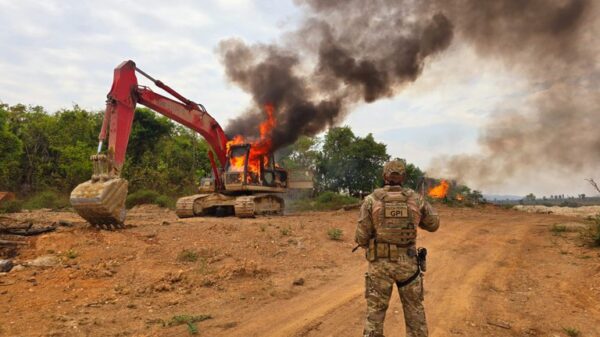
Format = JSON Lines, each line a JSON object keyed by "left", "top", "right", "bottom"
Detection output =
{"left": 223, "top": 144, "right": 287, "bottom": 192}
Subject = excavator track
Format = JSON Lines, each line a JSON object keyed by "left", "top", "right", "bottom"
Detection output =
{"left": 175, "top": 194, "right": 209, "bottom": 218}
{"left": 234, "top": 194, "right": 284, "bottom": 218}
{"left": 234, "top": 196, "right": 255, "bottom": 218}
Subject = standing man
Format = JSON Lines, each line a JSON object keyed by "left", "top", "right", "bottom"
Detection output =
{"left": 356, "top": 160, "right": 440, "bottom": 337}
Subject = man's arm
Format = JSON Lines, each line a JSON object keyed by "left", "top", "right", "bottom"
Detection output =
{"left": 418, "top": 200, "right": 440, "bottom": 232}
{"left": 355, "top": 196, "right": 374, "bottom": 247}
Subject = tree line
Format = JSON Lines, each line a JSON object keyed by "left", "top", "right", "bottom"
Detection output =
{"left": 0, "top": 103, "right": 426, "bottom": 201}
{"left": 0, "top": 104, "right": 211, "bottom": 198}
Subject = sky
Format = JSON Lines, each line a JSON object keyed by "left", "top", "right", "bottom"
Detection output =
{"left": 0, "top": 0, "right": 597, "bottom": 197}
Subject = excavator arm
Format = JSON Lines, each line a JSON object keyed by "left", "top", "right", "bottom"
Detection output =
{"left": 70, "top": 60, "right": 228, "bottom": 227}
{"left": 99, "top": 60, "right": 227, "bottom": 176}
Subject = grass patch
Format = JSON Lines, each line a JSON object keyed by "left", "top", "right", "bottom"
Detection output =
{"left": 562, "top": 327, "right": 580, "bottom": 337}
{"left": 327, "top": 227, "right": 343, "bottom": 241}
{"left": 148, "top": 314, "right": 212, "bottom": 335}
{"left": 280, "top": 227, "right": 291, "bottom": 236}
{"left": 177, "top": 249, "right": 199, "bottom": 263}
{"left": 125, "top": 189, "right": 175, "bottom": 209}
{"left": 168, "top": 314, "right": 212, "bottom": 335}
{"left": 550, "top": 224, "right": 567, "bottom": 234}
{"left": 0, "top": 199, "right": 23, "bottom": 213}
{"left": 23, "top": 191, "right": 69, "bottom": 210}
{"left": 64, "top": 249, "right": 78, "bottom": 259}
{"left": 289, "top": 191, "right": 359, "bottom": 211}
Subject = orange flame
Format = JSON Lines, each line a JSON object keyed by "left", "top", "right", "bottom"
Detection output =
{"left": 428, "top": 180, "right": 449, "bottom": 199}
{"left": 226, "top": 104, "right": 277, "bottom": 179}
{"left": 456, "top": 194, "right": 464, "bottom": 201}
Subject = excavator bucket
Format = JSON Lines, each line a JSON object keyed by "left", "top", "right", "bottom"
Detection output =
{"left": 70, "top": 155, "right": 128, "bottom": 228}
{"left": 70, "top": 178, "right": 128, "bottom": 228}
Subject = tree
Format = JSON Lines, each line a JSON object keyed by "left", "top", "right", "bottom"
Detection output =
{"left": 279, "top": 135, "right": 320, "bottom": 170}
{"left": 0, "top": 104, "right": 23, "bottom": 191}
{"left": 317, "top": 127, "right": 389, "bottom": 196}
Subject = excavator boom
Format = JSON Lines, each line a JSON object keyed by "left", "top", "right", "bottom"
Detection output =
{"left": 70, "top": 60, "right": 228, "bottom": 227}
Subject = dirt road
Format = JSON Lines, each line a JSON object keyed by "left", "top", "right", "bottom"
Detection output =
{"left": 212, "top": 207, "right": 600, "bottom": 337}
{"left": 1, "top": 206, "right": 599, "bottom": 337}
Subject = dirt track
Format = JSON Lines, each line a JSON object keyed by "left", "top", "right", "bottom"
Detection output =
{"left": 1, "top": 205, "right": 599, "bottom": 337}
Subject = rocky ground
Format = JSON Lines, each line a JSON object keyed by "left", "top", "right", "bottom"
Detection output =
{"left": 0, "top": 205, "right": 599, "bottom": 337}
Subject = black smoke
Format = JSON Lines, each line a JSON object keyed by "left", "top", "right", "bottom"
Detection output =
{"left": 220, "top": 0, "right": 453, "bottom": 149}
{"left": 219, "top": 0, "right": 599, "bottom": 188}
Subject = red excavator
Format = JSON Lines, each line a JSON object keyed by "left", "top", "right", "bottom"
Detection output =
{"left": 70, "top": 60, "right": 290, "bottom": 228}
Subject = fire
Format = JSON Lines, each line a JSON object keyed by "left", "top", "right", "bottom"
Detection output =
{"left": 455, "top": 194, "right": 464, "bottom": 201}
{"left": 428, "top": 180, "right": 449, "bottom": 199}
{"left": 226, "top": 104, "right": 276, "bottom": 179}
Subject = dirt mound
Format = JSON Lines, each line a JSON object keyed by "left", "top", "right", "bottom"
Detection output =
{"left": 514, "top": 205, "right": 600, "bottom": 218}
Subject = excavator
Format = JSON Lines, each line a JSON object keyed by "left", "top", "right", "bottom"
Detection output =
{"left": 70, "top": 60, "right": 289, "bottom": 228}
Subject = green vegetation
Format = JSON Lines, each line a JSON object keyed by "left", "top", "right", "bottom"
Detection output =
{"left": 23, "top": 190, "right": 69, "bottom": 210}
{"left": 592, "top": 214, "right": 600, "bottom": 247}
{"left": 562, "top": 327, "right": 580, "bottom": 337}
{"left": 1, "top": 103, "right": 484, "bottom": 213}
{"left": 550, "top": 224, "right": 568, "bottom": 234}
{"left": 168, "top": 314, "right": 212, "bottom": 335}
{"left": 147, "top": 314, "right": 212, "bottom": 335}
{"left": 280, "top": 127, "right": 390, "bottom": 197}
{"left": 0, "top": 104, "right": 211, "bottom": 205}
{"left": 125, "top": 189, "right": 175, "bottom": 209}
{"left": 177, "top": 249, "right": 199, "bottom": 263}
{"left": 0, "top": 200, "right": 23, "bottom": 213}
{"left": 290, "top": 191, "right": 359, "bottom": 211}
{"left": 280, "top": 227, "right": 292, "bottom": 236}
{"left": 64, "top": 249, "right": 78, "bottom": 259}
{"left": 327, "top": 227, "right": 343, "bottom": 241}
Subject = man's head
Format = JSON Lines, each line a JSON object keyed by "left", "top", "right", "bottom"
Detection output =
{"left": 383, "top": 160, "right": 406, "bottom": 186}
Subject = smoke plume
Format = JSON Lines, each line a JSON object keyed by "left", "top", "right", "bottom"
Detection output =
{"left": 220, "top": 0, "right": 453, "bottom": 149}
{"left": 220, "top": 0, "right": 599, "bottom": 188}
{"left": 428, "top": 0, "right": 599, "bottom": 188}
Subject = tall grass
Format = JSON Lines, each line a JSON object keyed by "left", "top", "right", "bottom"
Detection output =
{"left": 125, "top": 189, "right": 175, "bottom": 209}
{"left": 289, "top": 191, "right": 359, "bottom": 211}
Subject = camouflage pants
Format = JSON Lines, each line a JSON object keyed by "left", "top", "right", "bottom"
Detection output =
{"left": 363, "top": 254, "right": 428, "bottom": 337}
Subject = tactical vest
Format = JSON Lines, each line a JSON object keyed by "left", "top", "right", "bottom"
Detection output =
{"left": 372, "top": 186, "right": 417, "bottom": 246}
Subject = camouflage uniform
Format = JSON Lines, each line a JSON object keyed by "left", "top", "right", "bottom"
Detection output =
{"left": 356, "top": 161, "right": 439, "bottom": 337}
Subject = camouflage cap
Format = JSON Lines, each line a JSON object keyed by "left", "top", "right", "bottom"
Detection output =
{"left": 383, "top": 160, "right": 406, "bottom": 176}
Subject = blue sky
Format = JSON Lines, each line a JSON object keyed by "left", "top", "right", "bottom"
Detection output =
{"left": 1, "top": 0, "right": 596, "bottom": 196}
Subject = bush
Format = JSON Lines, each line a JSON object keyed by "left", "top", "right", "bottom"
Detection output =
{"left": 23, "top": 191, "right": 69, "bottom": 210}
{"left": 155, "top": 194, "right": 175, "bottom": 209}
{"left": 290, "top": 191, "right": 359, "bottom": 211}
{"left": 177, "top": 249, "right": 199, "bottom": 263}
{"left": 0, "top": 200, "right": 23, "bottom": 213}
{"left": 559, "top": 201, "right": 580, "bottom": 208}
{"left": 562, "top": 327, "right": 580, "bottom": 337}
{"left": 550, "top": 224, "right": 567, "bottom": 234}
{"left": 593, "top": 215, "right": 600, "bottom": 247}
{"left": 327, "top": 227, "right": 343, "bottom": 240}
{"left": 125, "top": 189, "right": 174, "bottom": 209}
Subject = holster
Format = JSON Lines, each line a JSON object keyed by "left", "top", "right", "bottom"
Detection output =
{"left": 417, "top": 247, "right": 427, "bottom": 272}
